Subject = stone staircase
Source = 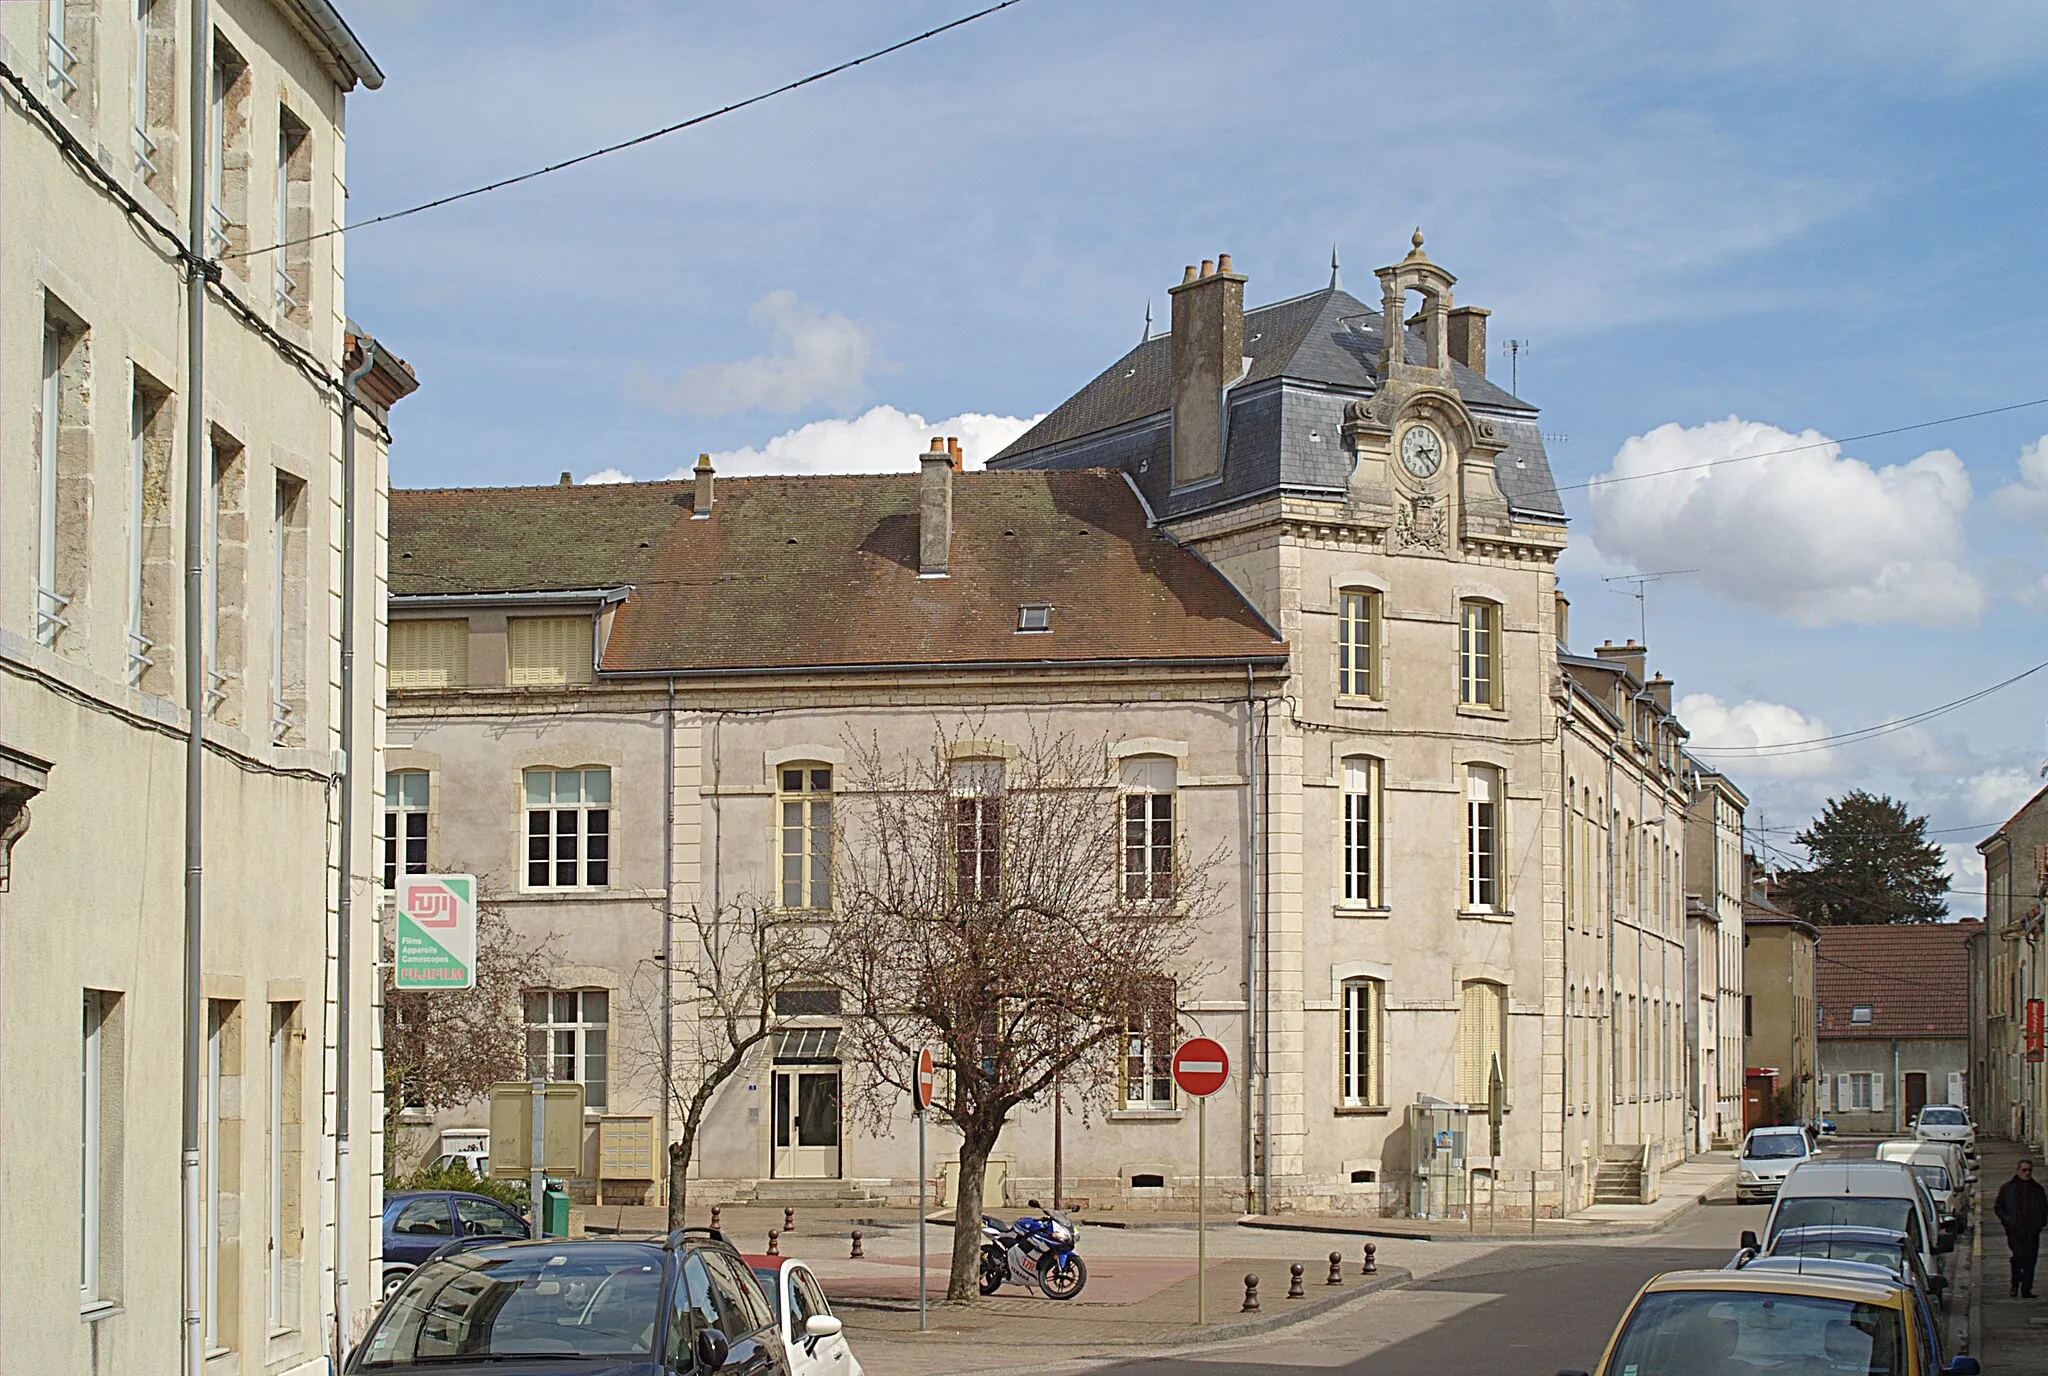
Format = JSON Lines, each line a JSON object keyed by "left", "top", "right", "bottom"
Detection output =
{"left": 740, "top": 1178, "right": 878, "bottom": 1204}
{"left": 1593, "top": 1147, "right": 1647, "bottom": 1204}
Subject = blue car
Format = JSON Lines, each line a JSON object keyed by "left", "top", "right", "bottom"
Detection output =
{"left": 381, "top": 1190, "right": 530, "bottom": 1299}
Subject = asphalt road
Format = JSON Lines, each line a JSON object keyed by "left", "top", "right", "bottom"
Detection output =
{"left": 1091, "top": 1197, "right": 1774, "bottom": 1376}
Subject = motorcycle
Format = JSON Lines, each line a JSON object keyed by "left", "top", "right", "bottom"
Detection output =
{"left": 979, "top": 1198, "right": 1087, "bottom": 1300}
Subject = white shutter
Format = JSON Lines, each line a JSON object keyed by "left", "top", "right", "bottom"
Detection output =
{"left": 1870, "top": 1075, "right": 1884, "bottom": 1112}
{"left": 1820, "top": 1076, "right": 1832, "bottom": 1112}
{"left": 1835, "top": 1074, "right": 1848, "bottom": 1112}
{"left": 1947, "top": 1072, "right": 1965, "bottom": 1106}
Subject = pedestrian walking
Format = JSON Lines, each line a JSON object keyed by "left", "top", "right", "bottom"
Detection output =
{"left": 1994, "top": 1158, "right": 2048, "bottom": 1298}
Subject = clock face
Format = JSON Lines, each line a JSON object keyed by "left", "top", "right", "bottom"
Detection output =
{"left": 1400, "top": 423, "right": 1445, "bottom": 479}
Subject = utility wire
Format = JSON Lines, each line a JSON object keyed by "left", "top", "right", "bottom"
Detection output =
{"left": 227, "top": 0, "right": 1030, "bottom": 261}
{"left": 1689, "top": 659, "right": 2048, "bottom": 759}
{"left": 1543, "top": 396, "right": 2048, "bottom": 499}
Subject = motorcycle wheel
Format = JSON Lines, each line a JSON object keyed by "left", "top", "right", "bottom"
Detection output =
{"left": 979, "top": 1257, "right": 1006, "bottom": 1296}
{"left": 1040, "top": 1254, "right": 1087, "bottom": 1300}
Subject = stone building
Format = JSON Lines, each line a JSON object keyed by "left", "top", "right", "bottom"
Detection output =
{"left": 1976, "top": 786, "right": 2048, "bottom": 1147}
{"left": 1743, "top": 912, "right": 1819, "bottom": 1129}
{"left": 1, "top": 2, "right": 405, "bottom": 1370}
{"left": 1685, "top": 766, "right": 1749, "bottom": 1152}
{"left": 1816, "top": 922, "right": 1979, "bottom": 1135}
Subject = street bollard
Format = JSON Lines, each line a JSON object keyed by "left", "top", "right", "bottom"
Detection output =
{"left": 709, "top": 1206, "right": 721, "bottom": 1232}
{"left": 1287, "top": 1264, "right": 1304, "bottom": 1299}
{"left": 785, "top": 1207, "right": 796, "bottom": 1234}
{"left": 1241, "top": 1274, "right": 1260, "bottom": 1313}
{"left": 850, "top": 1229, "right": 864, "bottom": 1259}
{"left": 768, "top": 1229, "right": 780, "bottom": 1256}
{"left": 1362, "top": 1242, "right": 1378, "bottom": 1276}
{"left": 1327, "top": 1252, "right": 1343, "bottom": 1286}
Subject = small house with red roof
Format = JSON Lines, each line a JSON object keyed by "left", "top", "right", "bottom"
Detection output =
{"left": 1816, "top": 921, "right": 1982, "bottom": 1135}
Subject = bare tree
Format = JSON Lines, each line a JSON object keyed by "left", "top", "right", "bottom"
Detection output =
{"left": 834, "top": 721, "right": 1208, "bottom": 1302}
{"left": 382, "top": 898, "right": 557, "bottom": 1154}
{"left": 620, "top": 899, "right": 839, "bottom": 1228}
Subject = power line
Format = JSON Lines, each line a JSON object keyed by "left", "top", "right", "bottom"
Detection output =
{"left": 226, "top": 0, "right": 1031, "bottom": 261}
{"left": 1543, "top": 396, "right": 2048, "bottom": 500}
{"left": 1689, "top": 658, "right": 2048, "bottom": 759}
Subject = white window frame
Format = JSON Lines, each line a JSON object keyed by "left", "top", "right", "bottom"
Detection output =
{"left": 205, "top": 441, "right": 229, "bottom": 713}
{"left": 1464, "top": 765, "right": 1503, "bottom": 913}
{"left": 204, "top": 1001, "right": 224, "bottom": 1351}
{"left": 267, "top": 1004, "right": 287, "bottom": 1331}
{"left": 523, "top": 767, "right": 611, "bottom": 891}
{"left": 952, "top": 760, "right": 1003, "bottom": 902}
{"left": 1847, "top": 1071, "right": 1875, "bottom": 1111}
{"left": 270, "top": 478, "right": 291, "bottom": 743}
{"left": 132, "top": 0, "right": 158, "bottom": 177}
{"left": 1341, "top": 756, "right": 1380, "bottom": 906}
{"left": 778, "top": 765, "right": 832, "bottom": 911}
{"left": 1121, "top": 980, "right": 1175, "bottom": 1110}
{"left": 1339, "top": 978, "right": 1382, "bottom": 1108}
{"left": 383, "top": 770, "right": 430, "bottom": 890}
{"left": 524, "top": 989, "right": 609, "bottom": 1111}
{"left": 38, "top": 320, "right": 70, "bottom": 646}
{"left": 1851, "top": 1004, "right": 1873, "bottom": 1026}
{"left": 273, "top": 118, "right": 299, "bottom": 314}
{"left": 47, "top": 0, "right": 78, "bottom": 98}
{"left": 1337, "top": 589, "right": 1379, "bottom": 700}
{"left": 1121, "top": 756, "right": 1175, "bottom": 902}
{"left": 81, "top": 990, "right": 104, "bottom": 1309}
{"left": 207, "top": 46, "right": 231, "bottom": 257}
{"left": 1458, "top": 599, "right": 1500, "bottom": 708}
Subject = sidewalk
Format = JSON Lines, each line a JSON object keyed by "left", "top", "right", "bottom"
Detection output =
{"left": 1974, "top": 1138, "right": 2048, "bottom": 1375}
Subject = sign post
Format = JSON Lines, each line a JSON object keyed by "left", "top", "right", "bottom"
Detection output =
{"left": 1487, "top": 1053, "right": 1504, "bottom": 1232}
{"left": 394, "top": 874, "right": 476, "bottom": 990}
{"left": 914, "top": 1048, "right": 935, "bottom": 1332}
{"left": 1172, "top": 1037, "right": 1230, "bottom": 1324}
{"left": 488, "top": 1080, "right": 585, "bottom": 1237}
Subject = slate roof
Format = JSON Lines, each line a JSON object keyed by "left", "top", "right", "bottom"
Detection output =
{"left": 389, "top": 471, "right": 1287, "bottom": 676}
{"left": 1815, "top": 923, "right": 1982, "bottom": 1041}
{"left": 991, "top": 286, "right": 1565, "bottom": 520}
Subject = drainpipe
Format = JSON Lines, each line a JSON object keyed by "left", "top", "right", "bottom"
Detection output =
{"left": 181, "top": 1, "right": 213, "bottom": 1371}
{"left": 1244, "top": 665, "right": 1265, "bottom": 1213}
{"left": 1892, "top": 1039, "right": 1902, "bottom": 1136}
{"left": 661, "top": 677, "right": 676, "bottom": 1209}
{"left": 1604, "top": 742, "right": 1617, "bottom": 1153}
{"left": 333, "top": 337, "right": 376, "bottom": 1360}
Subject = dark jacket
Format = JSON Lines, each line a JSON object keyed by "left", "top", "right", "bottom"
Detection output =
{"left": 1995, "top": 1174, "right": 2048, "bottom": 1238}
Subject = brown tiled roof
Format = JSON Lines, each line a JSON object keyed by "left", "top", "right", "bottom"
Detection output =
{"left": 1815, "top": 922, "right": 1982, "bottom": 1041}
{"left": 390, "top": 470, "right": 1285, "bottom": 675}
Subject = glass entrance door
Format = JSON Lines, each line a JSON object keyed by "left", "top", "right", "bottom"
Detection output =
{"left": 772, "top": 1068, "right": 841, "bottom": 1179}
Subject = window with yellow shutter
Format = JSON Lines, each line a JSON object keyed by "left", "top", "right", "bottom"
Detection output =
{"left": 389, "top": 619, "right": 468, "bottom": 689}
{"left": 1456, "top": 980, "right": 1505, "bottom": 1105}
{"left": 508, "top": 616, "right": 594, "bottom": 686}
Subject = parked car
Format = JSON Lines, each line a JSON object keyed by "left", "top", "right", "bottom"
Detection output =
{"left": 1752, "top": 1223, "right": 1953, "bottom": 1350}
{"left": 1912, "top": 1105, "right": 1978, "bottom": 1160}
{"left": 1737, "top": 1124, "right": 1815, "bottom": 1203}
{"left": 745, "top": 1255, "right": 864, "bottom": 1376}
{"left": 351, "top": 1229, "right": 792, "bottom": 1375}
{"left": 380, "top": 1189, "right": 532, "bottom": 1300}
{"left": 1876, "top": 1140, "right": 1969, "bottom": 1233}
{"left": 1759, "top": 1160, "right": 1948, "bottom": 1285}
{"left": 1560, "top": 1264, "right": 1979, "bottom": 1376}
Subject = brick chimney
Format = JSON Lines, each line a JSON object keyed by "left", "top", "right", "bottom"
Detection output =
{"left": 919, "top": 436, "right": 954, "bottom": 577}
{"left": 1168, "top": 252, "right": 1248, "bottom": 489}
{"left": 692, "top": 453, "right": 714, "bottom": 518}
{"left": 1448, "top": 305, "right": 1489, "bottom": 375}
{"left": 1554, "top": 591, "right": 1570, "bottom": 650}
{"left": 1646, "top": 673, "right": 1673, "bottom": 713}
{"left": 1595, "top": 639, "right": 1646, "bottom": 684}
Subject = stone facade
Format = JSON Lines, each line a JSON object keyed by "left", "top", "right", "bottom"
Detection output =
{"left": 1977, "top": 786, "right": 2048, "bottom": 1149}
{"left": 1744, "top": 916, "right": 1820, "bottom": 1127}
{"left": 1686, "top": 768, "right": 1748, "bottom": 1150}
{"left": 1, "top": 4, "right": 397, "bottom": 1370}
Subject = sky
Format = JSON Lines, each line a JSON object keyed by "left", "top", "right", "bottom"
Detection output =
{"left": 336, "top": 1, "right": 2048, "bottom": 916}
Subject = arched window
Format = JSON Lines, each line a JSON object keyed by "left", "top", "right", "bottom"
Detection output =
{"left": 1341, "top": 756, "right": 1381, "bottom": 905}
{"left": 1456, "top": 980, "right": 1506, "bottom": 1105}
{"left": 1458, "top": 599, "right": 1502, "bottom": 708}
{"left": 1337, "top": 589, "right": 1382, "bottom": 700}
{"left": 1339, "top": 978, "right": 1383, "bottom": 1108}
{"left": 779, "top": 764, "right": 833, "bottom": 911}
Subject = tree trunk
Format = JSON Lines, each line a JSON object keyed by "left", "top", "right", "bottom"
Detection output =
{"left": 667, "top": 1139, "right": 690, "bottom": 1230}
{"left": 946, "top": 1126, "right": 998, "bottom": 1301}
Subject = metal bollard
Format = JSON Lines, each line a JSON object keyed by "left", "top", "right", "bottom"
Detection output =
{"left": 767, "top": 1229, "right": 780, "bottom": 1256}
{"left": 709, "top": 1206, "right": 721, "bottom": 1232}
{"left": 1287, "top": 1263, "right": 1304, "bottom": 1299}
{"left": 1241, "top": 1274, "right": 1261, "bottom": 1312}
{"left": 1361, "top": 1242, "right": 1378, "bottom": 1276}
{"left": 785, "top": 1207, "right": 796, "bottom": 1234}
{"left": 1327, "top": 1251, "right": 1344, "bottom": 1286}
{"left": 850, "top": 1229, "right": 864, "bottom": 1259}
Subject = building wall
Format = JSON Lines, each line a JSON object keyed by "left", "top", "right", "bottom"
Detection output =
{"left": 1979, "top": 797, "right": 2047, "bottom": 1149}
{"left": 1819, "top": 1037, "right": 1970, "bottom": 1137}
{"left": 1, "top": 3, "right": 386, "bottom": 1369}
{"left": 1745, "top": 923, "right": 1819, "bottom": 1124}
{"left": 1685, "top": 776, "right": 1747, "bottom": 1150}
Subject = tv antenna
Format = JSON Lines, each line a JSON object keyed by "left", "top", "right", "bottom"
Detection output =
{"left": 1502, "top": 338, "right": 1531, "bottom": 394}
{"left": 1602, "top": 568, "right": 1696, "bottom": 646}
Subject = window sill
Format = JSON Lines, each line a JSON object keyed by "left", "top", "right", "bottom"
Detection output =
{"left": 1334, "top": 696, "right": 1387, "bottom": 712}
{"left": 81, "top": 1302, "right": 122, "bottom": 1325}
{"left": 1458, "top": 908, "right": 1514, "bottom": 924}
{"left": 1333, "top": 903, "right": 1391, "bottom": 919}
{"left": 1108, "top": 1108, "right": 1183, "bottom": 1122}
{"left": 1334, "top": 1104, "right": 1390, "bottom": 1117}
{"left": 1455, "top": 704, "right": 1508, "bottom": 719}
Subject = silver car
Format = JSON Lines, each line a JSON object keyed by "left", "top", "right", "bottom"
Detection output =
{"left": 1912, "top": 1105, "right": 1977, "bottom": 1160}
{"left": 1738, "top": 1125, "right": 1814, "bottom": 1202}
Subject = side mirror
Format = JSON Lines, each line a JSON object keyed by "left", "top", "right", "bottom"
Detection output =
{"left": 1933, "top": 1233, "right": 1954, "bottom": 1254}
{"left": 1927, "top": 1275, "right": 1948, "bottom": 1295}
{"left": 1942, "top": 1359, "right": 1980, "bottom": 1376}
{"left": 694, "top": 1328, "right": 730, "bottom": 1372}
{"left": 804, "top": 1315, "right": 844, "bottom": 1340}
{"left": 1739, "top": 1230, "right": 1761, "bottom": 1253}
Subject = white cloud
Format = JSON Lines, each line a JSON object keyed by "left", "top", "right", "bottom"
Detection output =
{"left": 631, "top": 291, "right": 872, "bottom": 416}
{"left": 1589, "top": 417, "right": 1983, "bottom": 627}
{"left": 581, "top": 468, "right": 634, "bottom": 485}
{"left": 1993, "top": 433, "right": 2048, "bottom": 532}
{"left": 1677, "top": 692, "right": 1840, "bottom": 779}
{"left": 675, "top": 404, "right": 1042, "bottom": 477}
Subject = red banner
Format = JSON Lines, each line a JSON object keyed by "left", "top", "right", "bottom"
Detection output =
{"left": 2027, "top": 999, "right": 2044, "bottom": 1064}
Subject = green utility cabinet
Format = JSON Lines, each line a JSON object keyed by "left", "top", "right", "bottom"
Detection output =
{"left": 543, "top": 1187, "right": 571, "bottom": 1237}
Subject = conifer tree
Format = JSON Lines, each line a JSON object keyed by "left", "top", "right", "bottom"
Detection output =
{"left": 1775, "top": 790, "right": 1949, "bottom": 924}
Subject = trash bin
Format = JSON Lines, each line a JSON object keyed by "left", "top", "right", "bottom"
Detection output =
{"left": 543, "top": 1187, "right": 571, "bottom": 1238}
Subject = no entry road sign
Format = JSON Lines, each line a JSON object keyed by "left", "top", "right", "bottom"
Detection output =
{"left": 914, "top": 1048, "right": 936, "bottom": 1110}
{"left": 1172, "top": 1037, "right": 1230, "bottom": 1099}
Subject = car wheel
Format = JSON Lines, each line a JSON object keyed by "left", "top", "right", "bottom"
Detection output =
{"left": 382, "top": 1268, "right": 413, "bottom": 1302}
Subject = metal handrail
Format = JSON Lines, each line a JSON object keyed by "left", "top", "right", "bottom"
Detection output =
{"left": 127, "top": 630, "right": 157, "bottom": 687}
{"left": 134, "top": 125, "right": 159, "bottom": 180}
{"left": 35, "top": 585, "right": 71, "bottom": 646}
{"left": 46, "top": 32, "right": 78, "bottom": 98}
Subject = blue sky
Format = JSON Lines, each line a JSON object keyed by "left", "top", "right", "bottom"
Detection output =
{"left": 339, "top": 1, "right": 2048, "bottom": 913}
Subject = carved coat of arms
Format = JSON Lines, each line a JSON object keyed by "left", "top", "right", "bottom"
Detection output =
{"left": 1394, "top": 494, "right": 1448, "bottom": 552}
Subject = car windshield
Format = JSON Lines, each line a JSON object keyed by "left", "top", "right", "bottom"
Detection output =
{"left": 1908, "top": 1165, "right": 1950, "bottom": 1194}
{"left": 1746, "top": 1134, "right": 1808, "bottom": 1160}
{"left": 1918, "top": 1108, "right": 1965, "bottom": 1126}
{"left": 356, "top": 1246, "right": 663, "bottom": 1366}
{"left": 1770, "top": 1236, "right": 1907, "bottom": 1273}
{"left": 1606, "top": 1288, "right": 1906, "bottom": 1376}
{"left": 1772, "top": 1197, "right": 1913, "bottom": 1238}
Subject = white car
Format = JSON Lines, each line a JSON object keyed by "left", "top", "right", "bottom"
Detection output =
{"left": 1738, "top": 1125, "right": 1815, "bottom": 1203}
{"left": 1912, "top": 1104, "right": 1977, "bottom": 1159}
{"left": 745, "top": 1255, "right": 863, "bottom": 1376}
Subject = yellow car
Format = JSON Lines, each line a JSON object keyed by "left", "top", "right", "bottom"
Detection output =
{"left": 1565, "top": 1264, "right": 1980, "bottom": 1376}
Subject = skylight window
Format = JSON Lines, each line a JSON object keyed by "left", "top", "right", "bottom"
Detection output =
{"left": 1017, "top": 604, "right": 1052, "bottom": 633}
{"left": 1850, "top": 1004, "right": 1873, "bottom": 1025}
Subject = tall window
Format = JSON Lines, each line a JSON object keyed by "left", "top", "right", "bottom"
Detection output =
{"left": 1339, "top": 978, "right": 1382, "bottom": 1107}
{"left": 1337, "top": 589, "right": 1380, "bottom": 699}
{"left": 524, "top": 768, "right": 610, "bottom": 889}
{"left": 81, "top": 990, "right": 117, "bottom": 1310}
{"left": 132, "top": 0, "right": 158, "bottom": 177}
{"left": 205, "top": 999, "right": 239, "bottom": 1352}
{"left": 383, "top": 771, "right": 429, "bottom": 889}
{"left": 47, "top": 0, "right": 79, "bottom": 100}
{"left": 1341, "top": 756, "right": 1380, "bottom": 905}
{"left": 1455, "top": 980, "right": 1505, "bottom": 1105}
{"left": 1121, "top": 979, "right": 1175, "bottom": 1110}
{"left": 952, "top": 759, "right": 1002, "bottom": 901}
{"left": 779, "top": 765, "right": 832, "bottom": 911}
{"left": 1464, "top": 766, "right": 1503, "bottom": 912}
{"left": 274, "top": 111, "right": 309, "bottom": 317}
{"left": 206, "top": 433, "right": 247, "bottom": 720}
{"left": 267, "top": 1002, "right": 300, "bottom": 1331}
{"left": 38, "top": 316, "right": 68, "bottom": 647}
{"left": 271, "top": 475, "right": 305, "bottom": 745}
{"left": 1121, "top": 755, "right": 1175, "bottom": 901}
{"left": 525, "top": 990, "right": 608, "bottom": 1111}
{"left": 206, "top": 38, "right": 249, "bottom": 261}
{"left": 37, "top": 307, "right": 91, "bottom": 650}
{"left": 1458, "top": 599, "right": 1500, "bottom": 708}
{"left": 127, "top": 377, "right": 165, "bottom": 686}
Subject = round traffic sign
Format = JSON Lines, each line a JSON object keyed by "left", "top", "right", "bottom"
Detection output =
{"left": 1171, "top": 1037, "right": 1230, "bottom": 1099}
{"left": 914, "top": 1048, "right": 936, "bottom": 1110}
